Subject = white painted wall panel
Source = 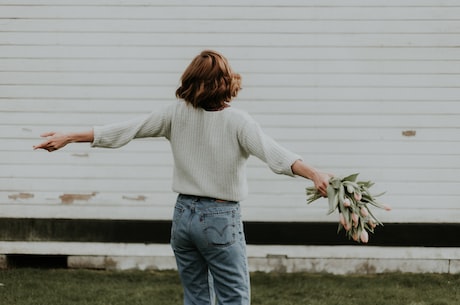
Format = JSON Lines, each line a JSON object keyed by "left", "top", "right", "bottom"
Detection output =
{"left": 1, "top": 0, "right": 459, "bottom": 223}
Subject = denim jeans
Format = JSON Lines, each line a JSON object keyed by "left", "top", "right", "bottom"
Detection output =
{"left": 171, "top": 194, "right": 250, "bottom": 305}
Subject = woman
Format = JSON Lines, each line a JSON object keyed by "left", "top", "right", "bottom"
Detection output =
{"left": 34, "top": 50, "right": 331, "bottom": 305}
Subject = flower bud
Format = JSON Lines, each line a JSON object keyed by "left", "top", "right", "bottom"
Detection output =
{"left": 368, "top": 219, "right": 377, "bottom": 229}
{"left": 346, "top": 185, "right": 354, "bottom": 194}
{"left": 352, "top": 231, "right": 359, "bottom": 241}
{"left": 383, "top": 204, "right": 392, "bottom": 211}
{"left": 351, "top": 213, "right": 359, "bottom": 227}
{"left": 343, "top": 198, "right": 351, "bottom": 207}
{"left": 344, "top": 222, "right": 351, "bottom": 231}
{"left": 360, "top": 230, "right": 369, "bottom": 243}
{"left": 354, "top": 192, "right": 362, "bottom": 201}
{"left": 360, "top": 207, "right": 369, "bottom": 217}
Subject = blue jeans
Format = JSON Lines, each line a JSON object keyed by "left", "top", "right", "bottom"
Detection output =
{"left": 171, "top": 194, "right": 250, "bottom": 305}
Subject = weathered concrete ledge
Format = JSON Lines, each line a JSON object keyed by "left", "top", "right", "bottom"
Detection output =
{"left": 1, "top": 242, "right": 460, "bottom": 274}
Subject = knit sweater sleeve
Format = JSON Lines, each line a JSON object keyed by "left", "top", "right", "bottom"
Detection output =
{"left": 91, "top": 105, "right": 172, "bottom": 148}
{"left": 238, "top": 116, "right": 301, "bottom": 177}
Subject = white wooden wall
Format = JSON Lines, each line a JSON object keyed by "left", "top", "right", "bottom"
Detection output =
{"left": 1, "top": 0, "right": 459, "bottom": 223}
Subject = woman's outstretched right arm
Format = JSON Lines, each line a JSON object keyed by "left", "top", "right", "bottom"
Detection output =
{"left": 33, "top": 130, "right": 94, "bottom": 152}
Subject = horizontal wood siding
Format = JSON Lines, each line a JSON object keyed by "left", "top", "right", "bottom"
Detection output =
{"left": 1, "top": 0, "right": 459, "bottom": 223}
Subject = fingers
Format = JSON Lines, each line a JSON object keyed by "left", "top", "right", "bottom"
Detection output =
{"left": 40, "top": 131, "right": 56, "bottom": 138}
{"left": 34, "top": 131, "right": 58, "bottom": 151}
{"left": 318, "top": 186, "right": 328, "bottom": 197}
{"left": 33, "top": 140, "right": 52, "bottom": 151}
{"left": 314, "top": 181, "right": 328, "bottom": 197}
{"left": 317, "top": 172, "right": 332, "bottom": 197}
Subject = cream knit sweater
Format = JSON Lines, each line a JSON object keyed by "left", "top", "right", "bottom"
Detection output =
{"left": 92, "top": 101, "right": 301, "bottom": 202}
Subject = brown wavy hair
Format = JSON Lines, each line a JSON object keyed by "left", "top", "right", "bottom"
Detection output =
{"left": 175, "top": 50, "right": 242, "bottom": 111}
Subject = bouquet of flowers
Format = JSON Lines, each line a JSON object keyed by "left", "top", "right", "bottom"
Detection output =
{"left": 306, "top": 173, "right": 391, "bottom": 243}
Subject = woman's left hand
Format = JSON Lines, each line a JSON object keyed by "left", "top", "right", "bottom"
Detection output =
{"left": 311, "top": 171, "right": 333, "bottom": 197}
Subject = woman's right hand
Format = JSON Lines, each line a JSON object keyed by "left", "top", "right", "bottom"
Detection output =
{"left": 33, "top": 132, "right": 70, "bottom": 152}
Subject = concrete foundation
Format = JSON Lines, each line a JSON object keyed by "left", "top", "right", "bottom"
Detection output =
{"left": 1, "top": 242, "right": 459, "bottom": 274}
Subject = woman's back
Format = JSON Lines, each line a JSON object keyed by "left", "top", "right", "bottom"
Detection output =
{"left": 168, "top": 101, "right": 251, "bottom": 201}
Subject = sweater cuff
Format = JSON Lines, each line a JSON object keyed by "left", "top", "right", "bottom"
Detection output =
{"left": 90, "top": 126, "right": 102, "bottom": 147}
{"left": 286, "top": 155, "right": 302, "bottom": 177}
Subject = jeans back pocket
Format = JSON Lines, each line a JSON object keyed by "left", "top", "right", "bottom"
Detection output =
{"left": 202, "top": 209, "right": 238, "bottom": 248}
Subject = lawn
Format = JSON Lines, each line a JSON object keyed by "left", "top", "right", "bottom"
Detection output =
{"left": 0, "top": 269, "right": 459, "bottom": 305}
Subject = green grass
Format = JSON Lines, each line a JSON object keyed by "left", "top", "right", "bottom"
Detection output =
{"left": 0, "top": 269, "right": 459, "bottom": 305}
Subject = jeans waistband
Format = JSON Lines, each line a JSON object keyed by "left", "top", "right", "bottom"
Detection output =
{"left": 178, "top": 194, "right": 238, "bottom": 204}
